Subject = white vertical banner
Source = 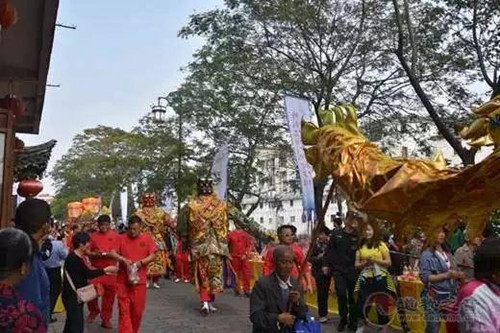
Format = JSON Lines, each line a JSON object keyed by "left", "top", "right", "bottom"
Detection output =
{"left": 163, "top": 191, "right": 173, "bottom": 214}
{"left": 120, "top": 187, "right": 128, "bottom": 225}
{"left": 284, "top": 95, "right": 315, "bottom": 222}
{"left": 211, "top": 143, "right": 229, "bottom": 200}
{"left": 131, "top": 183, "right": 139, "bottom": 209}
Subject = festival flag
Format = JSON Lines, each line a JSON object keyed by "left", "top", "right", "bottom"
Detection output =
{"left": 120, "top": 187, "right": 128, "bottom": 225}
{"left": 284, "top": 95, "right": 315, "bottom": 222}
{"left": 163, "top": 190, "right": 173, "bottom": 213}
{"left": 211, "top": 143, "right": 229, "bottom": 200}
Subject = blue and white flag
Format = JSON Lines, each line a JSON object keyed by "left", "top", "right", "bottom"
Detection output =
{"left": 120, "top": 187, "right": 128, "bottom": 226}
{"left": 211, "top": 143, "right": 229, "bottom": 200}
{"left": 163, "top": 191, "right": 173, "bottom": 213}
{"left": 284, "top": 95, "right": 315, "bottom": 222}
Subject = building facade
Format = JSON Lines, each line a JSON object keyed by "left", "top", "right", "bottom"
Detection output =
{"left": 241, "top": 148, "right": 345, "bottom": 235}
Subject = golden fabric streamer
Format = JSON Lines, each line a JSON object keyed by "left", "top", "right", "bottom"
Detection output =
{"left": 302, "top": 101, "right": 500, "bottom": 238}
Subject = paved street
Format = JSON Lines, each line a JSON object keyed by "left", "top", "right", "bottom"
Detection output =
{"left": 49, "top": 278, "right": 386, "bottom": 332}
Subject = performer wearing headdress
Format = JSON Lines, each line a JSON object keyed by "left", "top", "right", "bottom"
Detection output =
{"left": 134, "top": 193, "right": 171, "bottom": 289}
{"left": 178, "top": 178, "right": 229, "bottom": 314}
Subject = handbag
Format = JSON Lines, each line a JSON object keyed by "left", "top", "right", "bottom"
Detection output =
{"left": 64, "top": 269, "right": 97, "bottom": 303}
{"left": 291, "top": 317, "right": 321, "bottom": 333}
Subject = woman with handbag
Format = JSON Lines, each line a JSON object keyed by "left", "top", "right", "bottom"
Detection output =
{"left": 419, "top": 226, "right": 464, "bottom": 333}
{"left": 62, "top": 232, "right": 118, "bottom": 333}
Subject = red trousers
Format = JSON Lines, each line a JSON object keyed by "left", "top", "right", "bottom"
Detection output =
{"left": 199, "top": 287, "right": 215, "bottom": 303}
{"left": 88, "top": 281, "right": 116, "bottom": 321}
{"left": 117, "top": 283, "right": 147, "bottom": 333}
{"left": 230, "top": 256, "right": 251, "bottom": 293}
{"left": 175, "top": 252, "right": 190, "bottom": 280}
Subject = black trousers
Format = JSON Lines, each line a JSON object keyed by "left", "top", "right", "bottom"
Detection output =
{"left": 333, "top": 271, "right": 357, "bottom": 325}
{"left": 62, "top": 293, "right": 84, "bottom": 333}
{"left": 314, "top": 274, "right": 331, "bottom": 317}
{"left": 45, "top": 267, "right": 62, "bottom": 314}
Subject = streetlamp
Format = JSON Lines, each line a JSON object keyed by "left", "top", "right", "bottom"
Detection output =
{"left": 150, "top": 97, "right": 168, "bottom": 122}
{"left": 148, "top": 96, "right": 184, "bottom": 218}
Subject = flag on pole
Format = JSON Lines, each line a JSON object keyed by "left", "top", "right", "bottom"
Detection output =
{"left": 284, "top": 95, "right": 315, "bottom": 222}
{"left": 120, "top": 187, "right": 128, "bottom": 226}
{"left": 163, "top": 191, "right": 173, "bottom": 213}
{"left": 211, "top": 143, "right": 229, "bottom": 200}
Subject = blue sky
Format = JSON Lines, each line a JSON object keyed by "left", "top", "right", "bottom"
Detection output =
{"left": 20, "top": 0, "right": 223, "bottom": 194}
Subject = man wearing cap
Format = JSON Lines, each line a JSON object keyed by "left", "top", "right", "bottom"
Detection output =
{"left": 86, "top": 214, "right": 120, "bottom": 329}
{"left": 263, "top": 225, "right": 313, "bottom": 294}
{"left": 322, "top": 211, "right": 360, "bottom": 331}
{"left": 310, "top": 227, "right": 331, "bottom": 323}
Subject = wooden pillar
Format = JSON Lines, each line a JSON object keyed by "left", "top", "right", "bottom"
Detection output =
{"left": 0, "top": 109, "right": 15, "bottom": 228}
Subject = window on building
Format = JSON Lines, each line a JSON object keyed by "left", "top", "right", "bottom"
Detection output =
{"left": 260, "top": 217, "right": 264, "bottom": 224}
{"left": 278, "top": 216, "right": 284, "bottom": 223}
{"left": 259, "top": 202, "right": 264, "bottom": 209}
{"left": 290, "top": 216, "right": 295, "bottom": 223}
{"left": 290, "top": 200, "right": 294, "bottom": 207}
{"left": 269, "top": 218, "right": 272, "bottom": 224}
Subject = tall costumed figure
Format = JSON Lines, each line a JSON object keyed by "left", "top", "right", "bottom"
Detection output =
{"left": 134, "top": 193, "right": 171, "bottom": 288}
{"left": 178, "top": 178, "right": 229, "bottom": 315}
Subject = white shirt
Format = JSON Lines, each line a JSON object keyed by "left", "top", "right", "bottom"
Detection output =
{"left": 276, "top": 275, "right": 292, "bottom": 290}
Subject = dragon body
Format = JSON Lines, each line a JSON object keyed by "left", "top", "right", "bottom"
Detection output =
{"left": 302, "top": 98, "right": 500, "bottom": 237}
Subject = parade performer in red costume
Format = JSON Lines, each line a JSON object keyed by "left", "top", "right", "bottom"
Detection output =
{"left": 113, "top": 216, "right": 157, "bottom": 333}
{"left": 228, "top": 224, "right": 254, "bottom": 296}
{"left": 263, "top": 224, "right": 313, "bottom": 293}
{"left": 174, "top": 238, "right": 190, "bottom": 283}
{"left": 86, "top": 214, "right": 120, "bottom": 329}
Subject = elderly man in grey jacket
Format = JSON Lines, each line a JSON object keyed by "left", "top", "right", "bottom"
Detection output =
{"left": 250, "top": 245, "right": 308, "bottom": 333}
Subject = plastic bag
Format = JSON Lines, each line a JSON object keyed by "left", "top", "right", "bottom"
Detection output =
{"left": 291, "top": 318, "right": 321, "bottom": 333}
{"left": 127, "top": 263, "right": 139, "bottom": 284}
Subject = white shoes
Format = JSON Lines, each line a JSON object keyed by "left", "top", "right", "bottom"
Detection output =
{"left": 174, "top": 278, "right": 181, "bottom": 283}
{"left": 146, "top": 282, "right": 150, "bottom": 288}
{"left": 200, "top": 302, "right": 210, "bottom": 315}
{"left": 153, "top": 282, "right": 160, "bottom": 289}
{"left": 208, "top": 303, "right": 218, "bottom": 312}
{"left": 319, "top": 316, "right": 328, "bottom": 323}
{"left": 183, "top": 279, "right": 190, "bottom": 283}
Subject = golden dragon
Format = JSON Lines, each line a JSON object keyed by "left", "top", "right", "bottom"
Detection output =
{"left": 302, "top": 95, "right": 500, "bottom": 238}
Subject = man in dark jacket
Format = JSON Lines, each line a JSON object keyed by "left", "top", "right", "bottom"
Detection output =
{"left": 310, "top": 227, "right": 331, "bottom": 323}
{"left": 250, "top": 245, "right": 308, "bottom": 333}
{"left": 322, "top": 211, "right": 361, "bottom": 331}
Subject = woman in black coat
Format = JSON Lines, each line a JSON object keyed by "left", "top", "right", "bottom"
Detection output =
{"left": 62, "top": 232, "right": 118, "bottom": 333}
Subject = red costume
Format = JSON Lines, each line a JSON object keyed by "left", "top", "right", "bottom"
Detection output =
{"left": 227, "top": 229, "right": 254, "bottom": 293}
{"left": 175, "top": 239, "right": 190, "bottom": 282}
{"left": 117, "top": 233, "right": 157, "bottom": 333}
{"left": 263, "top": 243, "right": 310, "bottom": 278}
{"left": 87, "top": 230, "right": 120, "bottom": 325}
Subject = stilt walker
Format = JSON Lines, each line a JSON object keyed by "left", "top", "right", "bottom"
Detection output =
{"left": 179, "top": 178, "right": 229, "bottom": 315}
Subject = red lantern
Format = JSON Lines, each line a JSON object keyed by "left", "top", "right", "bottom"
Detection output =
{"left": 17, "top": 179, "right": 44, "bottom": 198}
{"left": 0, "top": 94, "right": 26, "bottom": 118}
{"left": 0, "top": 0, "right": 18, "bottom": 29}
{"left": 14, "top": 137, "right": 24, "bottom": 150}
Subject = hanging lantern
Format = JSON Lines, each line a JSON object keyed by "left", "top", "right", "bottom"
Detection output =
{"left": 82, "top": 197, "right": 100, "bottom": 214}
{"left": 0, "top": 0, "right": 18, "bottom": 29}
{"left": 14, "top": 137, "right": 24, "bottom": 151}
{"left": 67, "top": 202, "right": 84, "bottom": 219}
{"left": 17, "top": 179, "right": 44, "bottom": 198}
{"left": 0, "top": 94, "right": 26, "bottom": 118}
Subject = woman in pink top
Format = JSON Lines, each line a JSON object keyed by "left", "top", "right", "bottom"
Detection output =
{"left": 455, "top": 237, "right": 500, "bottom": 333}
